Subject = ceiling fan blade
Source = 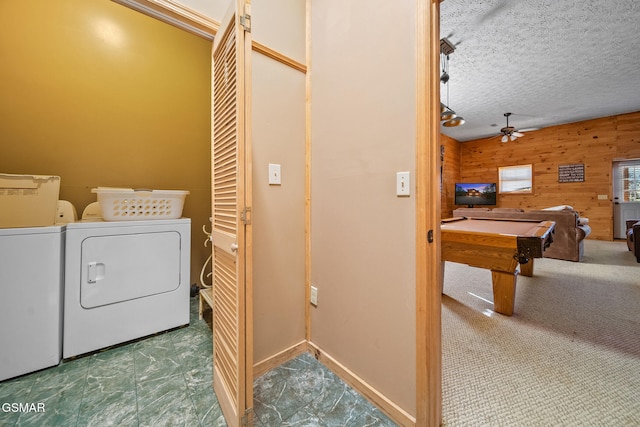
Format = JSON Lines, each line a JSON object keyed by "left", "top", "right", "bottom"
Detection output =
{"left": 501, "top": 135, "right": 508, "bottom": 143}
{"left": 475, "top": 1, "right": 510, "bottom": 26}
{"left": 512, "top": 131, "right": 524, "bottom": 137}
{"left": 443, "top": 32, "right": 463, "bottom": 47}
{"left": 518, "top": 127, "right": 541, "bottom": 132}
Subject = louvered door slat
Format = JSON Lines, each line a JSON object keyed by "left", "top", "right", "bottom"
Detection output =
{"left": 210, "top": 1, "right": 252, "bottom": 426}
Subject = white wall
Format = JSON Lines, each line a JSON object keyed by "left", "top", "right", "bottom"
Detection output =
{"left": 252, "top": 0, "right": 305, "bottom": 63}
{"left": 252, "top": 52, "right": 306, "bottom": 363}
{"left": 172, "top": 0, "right": 227, "bottom": 24}
{"left": 309, "top": 0, "right": 417, "bottom": 417}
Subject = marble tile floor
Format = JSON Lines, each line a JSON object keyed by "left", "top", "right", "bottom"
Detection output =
{"left": 0, "top": 297, "right": 397, "bottom": 427}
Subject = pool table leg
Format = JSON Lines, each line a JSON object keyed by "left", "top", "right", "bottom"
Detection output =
{"left": 491, "top": 270, "right": 517, "bottom": 316}
{"left": 519, "top": 258, "right": 534, "bottom": 277}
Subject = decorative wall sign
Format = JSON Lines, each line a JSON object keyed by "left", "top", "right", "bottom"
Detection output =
{"left": 558, "top": 163, "right": 585, "bottom": 183}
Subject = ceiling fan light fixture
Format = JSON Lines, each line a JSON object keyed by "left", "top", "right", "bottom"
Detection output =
{"left": 498, "top": 112, "right": 526, "bottom": 142}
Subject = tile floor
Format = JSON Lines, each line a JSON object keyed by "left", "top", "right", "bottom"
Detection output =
{"left": 0, "top": 296, "right": 397, "bottom": 426}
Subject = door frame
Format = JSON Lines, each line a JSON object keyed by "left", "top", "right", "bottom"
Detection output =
{"left": 415, "top": 0, "right": 443, "bottom": 425}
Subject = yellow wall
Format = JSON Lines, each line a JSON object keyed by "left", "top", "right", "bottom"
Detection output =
{"left": 0, "top": 0, "right": 212, "bottom": 285}
{"left": 309, "top": 0, "right": 418, "bottom": 417}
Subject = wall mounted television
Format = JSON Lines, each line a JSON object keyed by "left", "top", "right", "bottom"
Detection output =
{"left": 455, "top": 183, "right": 497, "bottom": 207}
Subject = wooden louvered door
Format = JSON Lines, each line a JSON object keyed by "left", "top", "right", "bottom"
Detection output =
{"left": 211, "top": 0, "right": 253, "bottom": 426}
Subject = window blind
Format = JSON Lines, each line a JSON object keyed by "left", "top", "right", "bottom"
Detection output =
{"left": 499, "top": 164, "right": 532, "bottom": 193}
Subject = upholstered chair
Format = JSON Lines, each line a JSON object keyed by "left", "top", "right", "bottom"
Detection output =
{"left": 626, "top": 219, "right": 640, "bottom": 263}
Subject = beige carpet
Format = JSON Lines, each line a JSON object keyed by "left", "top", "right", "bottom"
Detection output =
{"left": 442, "top": 239, "right": 640, "bottom": 426}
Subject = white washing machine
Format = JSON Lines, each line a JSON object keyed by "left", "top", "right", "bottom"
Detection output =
{"left": 63, "top": 218, "right": 190, "bottom": 358}
{"left": 0, "top": 225, "right": 64, "bottom": 381}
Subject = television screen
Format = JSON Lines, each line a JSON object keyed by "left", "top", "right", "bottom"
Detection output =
{"left": 455, "top": 183, "right": 497, "bottom": 207}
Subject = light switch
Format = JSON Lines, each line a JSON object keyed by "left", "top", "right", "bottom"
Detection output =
{"left": 597, "top": 194, "right": 608, "bottom": 200}
{"left": 397, "top": 171, "right": 410, "bottom": 196}
{"left": 269, "top": 164, "right": 281, "bottom": 185}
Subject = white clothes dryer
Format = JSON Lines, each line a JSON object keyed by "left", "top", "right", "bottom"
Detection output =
{"left": 0, "top": 225, "right": 64, "bottom": 381}
{"left": 63, "top": 218, "right": 190, "bottom": 358}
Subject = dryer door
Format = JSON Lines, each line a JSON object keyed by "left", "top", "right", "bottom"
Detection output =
{"left": 80, "top": 231, "right": 182, "bottom": 308}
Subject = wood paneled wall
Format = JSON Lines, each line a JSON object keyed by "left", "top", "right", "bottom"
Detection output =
{"left": 446, "top": 111, "right": 640, "bottom": 240}
{"left": 440, "top": 133, "right": 460, "bottom": 218}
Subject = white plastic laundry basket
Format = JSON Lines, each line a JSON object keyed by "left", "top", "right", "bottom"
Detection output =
{"left": 0, "top": 173, "right": 60, "bottom": 228}
{"left": 91, "top": 187, "right": 189, "bottom": 221}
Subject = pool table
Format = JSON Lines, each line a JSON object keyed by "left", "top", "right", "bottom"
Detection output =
{"left": 441, "top": 217, "right": 555, "bottom": 316}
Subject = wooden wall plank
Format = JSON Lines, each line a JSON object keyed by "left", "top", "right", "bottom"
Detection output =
{"left": 443, "top": 111, "right": 640, "bottom": 240}
{"left": 440, "top": 133, "right": 460, "bottom": 218}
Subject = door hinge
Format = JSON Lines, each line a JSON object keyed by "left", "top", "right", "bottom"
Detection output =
{"left": 240, "top": 14, "right": 251, "bottom": 32}
{"left": 241, "top": 407, "right": 254, "bottom": 426}
{"left": 427, "top": 229, "right": 434, "bottom": 243}
{"left": 241, "top": 207, "right": 252, "bottom": 225}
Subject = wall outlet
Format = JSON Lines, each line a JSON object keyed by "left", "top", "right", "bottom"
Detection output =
{"left": 597, "top": 194, "right": 608, "bottom": 200}
{"left": 310, "top": 286, "right": 318, "bottom": 306}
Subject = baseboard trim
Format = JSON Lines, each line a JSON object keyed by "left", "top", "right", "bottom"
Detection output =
{"left": 252, "top": 340, "right": 308, "bottom": 378}
{"left": 307, "top": 341, "right": 416, "bottom": 427}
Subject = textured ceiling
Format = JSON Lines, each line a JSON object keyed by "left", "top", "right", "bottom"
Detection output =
{"left": 439, "top": 0, "right": 640, "bottom": 141}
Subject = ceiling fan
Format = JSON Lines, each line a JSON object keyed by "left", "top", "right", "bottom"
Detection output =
{"left": 499, "top": 112, "right": 525, "bottom": 142}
